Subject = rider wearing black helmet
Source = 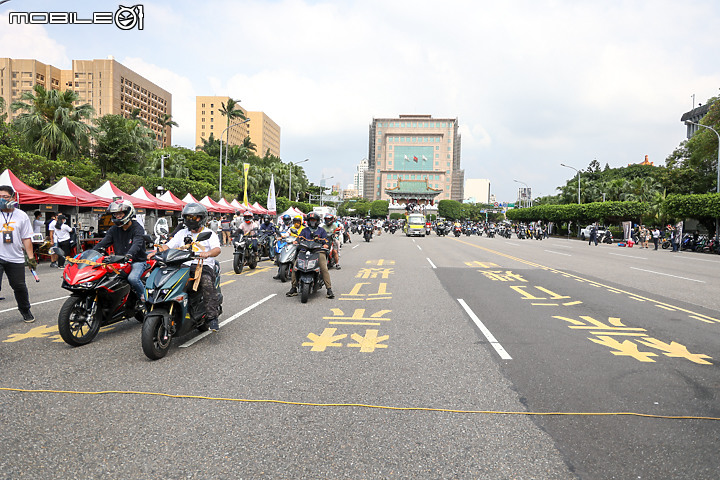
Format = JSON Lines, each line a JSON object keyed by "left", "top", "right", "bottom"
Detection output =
{"left": 151, "top": 203, "right": 222, "bottom": 331}
{"left": 94, "top": 200, "right": 148, "bottom": 308}
{"left": 286, "top": 212, "right": 334, "bottom": 299}
{"left": 321, "top": 213, "right": 341, "bottom": 270}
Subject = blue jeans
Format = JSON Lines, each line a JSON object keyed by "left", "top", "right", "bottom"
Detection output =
{"left": 128, "top": 261, "right": 147, "bottom": 301}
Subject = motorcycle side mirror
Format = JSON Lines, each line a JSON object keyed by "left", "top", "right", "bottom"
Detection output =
{"left": 196, "top": 231, "right": 212, "bottom": 242}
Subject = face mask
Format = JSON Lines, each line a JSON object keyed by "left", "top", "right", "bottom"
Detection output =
{"left": 0, "top": 199, "right": 14, "bottom": 210}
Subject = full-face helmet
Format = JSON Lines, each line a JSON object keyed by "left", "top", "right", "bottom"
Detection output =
{"left": 282, "top": 214, "right": 292, "bottom": 225}
{"left": 107, "top": 200, "right": 135, "bottom": 227}
{"left": 181, "top": 203, "right": 208, "bottom": 230}
{"left": 306, "top": 212, "right": 320, "bottom": 229}
{"left": 324, "top": 213, "right": 335, "bottom": 226}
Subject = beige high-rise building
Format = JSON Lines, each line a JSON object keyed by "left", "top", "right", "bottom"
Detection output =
{"left": 0, "top": 57, "right": 173, "bottom": 146}
{"left": 365, "top": 114, "right": 464, "bottom": 204}
{"left": 194, "top": 96, "right": 280, "bottom": 157}
{"left": 195, "top": 96, "right": 249, "bottom": 149}
{"left": 247, "top": 111, "right": 281, "bottom": 158}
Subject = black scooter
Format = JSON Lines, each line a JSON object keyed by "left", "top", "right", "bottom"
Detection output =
{"left": 363, "top": 224, "right": 373, "bottom": 242}
{"left": 294, "top": 238, "right": 326, "bottom": 303}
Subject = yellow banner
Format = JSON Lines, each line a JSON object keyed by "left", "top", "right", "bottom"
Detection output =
{"left": 243, "top": 163, "right": 250, "bottom": 206}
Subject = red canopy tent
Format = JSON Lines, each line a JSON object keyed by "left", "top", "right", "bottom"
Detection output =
{"left": 43, "top": 177, "right": 111, "bottom": 207}
{"left": 0, "top": 169, "right": 76, "bottom": 206}
{"left": 217, "top": 198, "right": 236, "bottom": 212}
{"left": 200, "top": 196, "right": 234, "bottom": 214}
{"left": 91, "top": 181, "right": 159, "bottom": 210}
{"left": 131, "top": 187, "right": 182, "bottom": 211}
{"left": 159, "top": 190, "right": 187, "bottom": 208}
{"left": 182, "top": 193, "right": 199, "bottom": 205}
{"left": 252, "top": 202, "right": 269, "bottom": 215}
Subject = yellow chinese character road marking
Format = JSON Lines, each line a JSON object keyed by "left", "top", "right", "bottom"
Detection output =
{"left": 589, "top": 336, "right": 658, "bottom": 362}
{"left": 465, "top": 261, "right": 499, "bottom": 268}
{"left": 348, "top": 329, "right": 389, "bottom": 352}
{"left": 356, "top": 268, "right": 394, "bottom": 279}
{"left": 323, "top": 308, "right": 392, "bottom": 324}
{"left": 637, "top": 338, "right": 712, "bottom": 365}
{"left": 341, "top": 283, "right": 392, "bottom": 301}
{"left": 302, "top": 328, "right": 347, "bottom": 351}
{"left": 365, "top": 259, "right": 395, "bottom": 266}
{"left": 4, "top": 325, "right": 58, "bottom": 343}
{"left": 480, "top": 270, "right": 527, "bottom": 282}
{"left": 553, "top": 316, "right": 646, "bottom": 332}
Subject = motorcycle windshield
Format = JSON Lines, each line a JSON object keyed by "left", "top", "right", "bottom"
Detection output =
{"left": 75, "top": 250, "right": 103, "bottom": 270}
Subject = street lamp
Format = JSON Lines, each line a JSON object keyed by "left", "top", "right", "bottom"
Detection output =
{"left": 219, "top": 118, "right": 251, "bottom": 197}
{"left": 686, "top": 120, "right": 720, "bottom": 246}
{"left": 320, "top": 176, "right": 334, "bottom": 206}
{"left": 560, "top": 163, "right": 582, "bottom": 238}
{"left": 289, "top": 158, "right": 309, "bottom": 202}
{"left": 560, "top": 163, "right": 581, "bottom": 204}
{"left": 513, "top": 179, "right": 531, "bottom": 208}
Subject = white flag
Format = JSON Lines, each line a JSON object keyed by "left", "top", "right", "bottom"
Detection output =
{"left": 422, "top": 155, "right": 428, "bottom": 162}
{"left": 404, "top": 155, "right": 409, "bottom": 161}
{"left": 267, "top": 173, "right": 277, "bottom": 213}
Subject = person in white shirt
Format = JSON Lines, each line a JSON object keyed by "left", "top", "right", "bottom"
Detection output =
{"left": 149, "top": 203, "right": 222, "bottom": 331}
{"left": 0, "top": 185, "right": 37, "bottom": 323}
{"left": 51, "top": 214, "right": 73, "bottom": 268}
{"left": 32, "top": 211, "right": 44, "bottom": 234}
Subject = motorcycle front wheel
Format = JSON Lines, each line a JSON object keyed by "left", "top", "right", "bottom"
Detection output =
{"left": 233, "top": 251, "right": 244, "bottom": 274}
{"left": 278, "top": 263, "right": 290, "bottom": 283}
{"left": 248, "top": 250, "right": 258, "bottom": 269}
{"left": 300, "top": 282, "right": 311, "bottom": 304}
{"left": 141, "top": 313, "right": 172, "bottom": 360}
{"left": 58, "top": 295, "right": 101, "bottom": 347}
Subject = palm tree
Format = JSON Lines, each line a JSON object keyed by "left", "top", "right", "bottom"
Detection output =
{"left": 242, "top": 135, "right": 257, "bottom": 152}
{"left": 156, "top": 113, "right": 178, "bottom": 148}
{"left": 11, "top": 84, "right": 95, "bottom": 161}
{"left": 219, "top": 98, "right": 246, "bottom": 163}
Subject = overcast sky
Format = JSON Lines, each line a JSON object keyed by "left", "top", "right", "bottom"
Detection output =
{"left": 2, "top": 0, "right": 719, "bottom": 202}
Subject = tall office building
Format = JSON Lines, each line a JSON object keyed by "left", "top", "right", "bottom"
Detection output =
{"left": 195, "top": 96, "right": 249, "bottom": 148}
{"left": 247, "top": 111, "right": 281, "bottom": 158}
{"left": 364, "top": 114, "right": 464, "bottom": 204}
{"left": 195, "top": 96, "right": 280, "bottom": 156}
{"left": 0, "top": 57, "right": 173, "bottom": 146}
{"left": 353, "top": 158, "right": 369, "bottom": 198}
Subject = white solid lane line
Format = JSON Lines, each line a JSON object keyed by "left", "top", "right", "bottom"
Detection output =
{"left": 544, "top": 250, "right": 572, "bottom": 256}
{"left": 180, "top": 293, "right": 276, "bottom": 347}
{"left": 457, "top": 299, "right": 512, "bottom": 360}
{"left": 0, "top": 295, "right": 69, "bottom": 314}
{"left": 630, "top": 267, "right": 705, "bottom": 283}
{"left": 426, "top": 257, "right": 437, "bottom": 269}
{"left": 609, "top": 252, "right": 647, "bottom": 260}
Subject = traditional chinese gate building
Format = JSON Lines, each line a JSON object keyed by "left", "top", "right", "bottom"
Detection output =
{"left": 385, "top": 178, "right": 442, "bottom": 206}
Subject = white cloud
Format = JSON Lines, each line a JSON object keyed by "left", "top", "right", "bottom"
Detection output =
{"left": 0, "top": 11, "right": 70, "bottom": 66}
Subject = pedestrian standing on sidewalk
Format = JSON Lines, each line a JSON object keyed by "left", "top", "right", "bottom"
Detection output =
{"left": 589, "top": 224, "right": 598, "bottom": 246}
{"left": 652, "top": 227, "right": 660, "bottom": 250}
{"left": 0, "top": 185, "right": 37, "bottom": 323}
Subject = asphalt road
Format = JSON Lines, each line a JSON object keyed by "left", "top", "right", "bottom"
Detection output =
{"left": 1, "top": 231, "right": 718, "bottom": 479}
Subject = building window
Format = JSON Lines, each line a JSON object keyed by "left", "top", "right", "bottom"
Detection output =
{"left": 436, "top": 146, "right": 439, "bottom": 150}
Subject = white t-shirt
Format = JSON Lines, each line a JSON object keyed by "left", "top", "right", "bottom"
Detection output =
{"left": 54, "top": 223, "right": 73, "bottom": 243}
{"left": 33, "top": 218, "right": 45, "bottom": 234}
{"left": 165, "top": 227, "right": 221, "bottom": 267}
{"left": 0, "top": 208, "right": 34, "bottom": 263}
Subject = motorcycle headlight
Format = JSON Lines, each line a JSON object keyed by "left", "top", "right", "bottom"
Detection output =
{"left": 146, "top": 288, "right": 155, "bottom": 296}
{"left": 308, "top": 259, "right": 317, "bottom": 269}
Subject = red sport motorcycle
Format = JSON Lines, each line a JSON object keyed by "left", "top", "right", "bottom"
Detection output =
{"left": 57, "top": 249, "right": 156, "bottom": 347}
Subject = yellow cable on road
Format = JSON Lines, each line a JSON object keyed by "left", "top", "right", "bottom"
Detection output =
{"left": 1, "top": 387, "right": 718, "bottom": 421}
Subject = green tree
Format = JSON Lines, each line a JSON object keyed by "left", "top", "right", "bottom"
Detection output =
{"left": 11, "top": 84, "right": 94, "bottom": 162}
{"left": 93, "top": 114, "right": 155, "bottom": 177}
{"left": 369, "top": 200, "right": 389, "bottom": 218}
{"left": 156, "top": 113, "right": 178, "bottom": 148}
{"left": 218, "top": 98, "right": 246, "bottom": 158}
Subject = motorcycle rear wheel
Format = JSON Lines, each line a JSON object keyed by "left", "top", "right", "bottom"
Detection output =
{"left": 141, "top": 313, "right": 172, "bottom": 360}
{"left": 300, "top": 282, "right": 311, "bottom": 304}
{"left": 58, "top": 295, "right": 101, "bottom": 347}
{"left": 278, "top": 263, "right": 290, "bottom": 282}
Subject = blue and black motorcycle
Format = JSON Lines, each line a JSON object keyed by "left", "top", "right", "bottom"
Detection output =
{"left": 141, "top": 232, "right": 223, "bottom": 360}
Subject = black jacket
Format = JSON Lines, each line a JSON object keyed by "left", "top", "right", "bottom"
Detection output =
{"left": 95, "top": 220, "right": 147, "bottom": 261}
